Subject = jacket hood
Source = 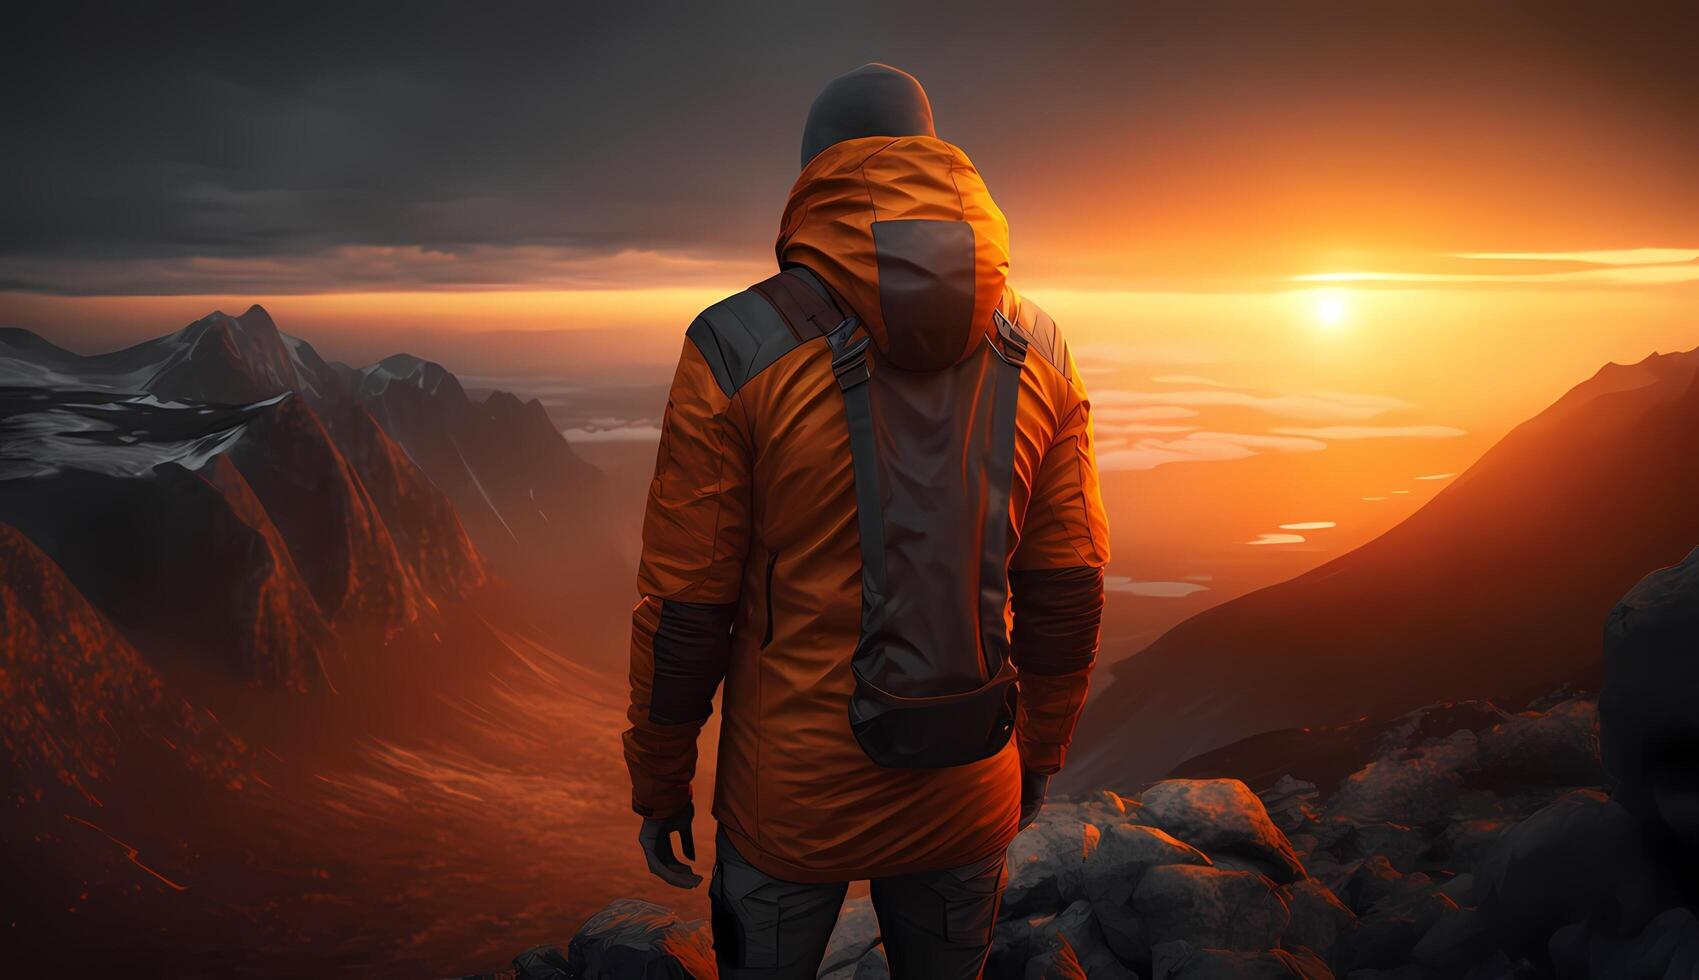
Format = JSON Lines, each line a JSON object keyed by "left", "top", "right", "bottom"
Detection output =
{"left": 800, "top": 63, "right": 936, "bottom": 170}
{"left": 776, "top": 136, "right": 1011, "bottom": 372}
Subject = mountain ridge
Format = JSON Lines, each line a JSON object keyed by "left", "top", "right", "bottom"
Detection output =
{"left": 1066, "top": 340, "right": 1699, "bottom": 792}
{"left": 0, "top": 303, "right": 620, "bottom": 686}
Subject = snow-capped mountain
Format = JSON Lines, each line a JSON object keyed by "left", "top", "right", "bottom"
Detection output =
{"left": 0, "top": 303, "right": 623, "bottom": 686}
{"left": 354, "top": 351, "right": 619, "bottom": 606}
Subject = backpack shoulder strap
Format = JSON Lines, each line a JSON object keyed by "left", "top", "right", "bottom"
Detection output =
{"left": 686, "top": 267, "right": 843, "bottom": 397}
{"left": 752, "top": 265, "right": 845, "bottom": 340}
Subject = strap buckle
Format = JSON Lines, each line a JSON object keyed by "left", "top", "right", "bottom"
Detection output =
{"left": 992, "top": 309, "right": 1029, "bottom": 367}
{"left": 827, "top": 316, "right": 870, "bottom": 390}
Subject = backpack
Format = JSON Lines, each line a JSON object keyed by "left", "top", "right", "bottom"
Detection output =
{"left": 750, "top": 264, "right": 1027, "bottom": 769}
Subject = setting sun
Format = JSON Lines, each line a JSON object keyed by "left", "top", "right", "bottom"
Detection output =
{"left": 1314, "top": 291, "right": 1350, "bottom": 330}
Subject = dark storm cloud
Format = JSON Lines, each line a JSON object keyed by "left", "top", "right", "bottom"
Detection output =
{"left": 3, "top": 1, "right": 1696, "bottom": 294}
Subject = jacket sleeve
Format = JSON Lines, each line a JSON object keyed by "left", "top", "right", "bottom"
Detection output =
{"left": 1009, "top": 371, "right": 1110, "bottom": 776}
{"left": 623, "top": 337, "right": 752, "bottom": 818}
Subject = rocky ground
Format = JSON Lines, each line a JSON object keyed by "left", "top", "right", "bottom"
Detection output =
{"left": 466, "top": 545, "right": 1699, "bottom": 979}
{"left": 464, "top": 693, "right": 1693, "bottom": 978}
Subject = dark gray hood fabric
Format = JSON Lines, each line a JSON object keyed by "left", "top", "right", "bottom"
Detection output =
{"left": 800, "top": 63, "right": 936, "bottom": 169}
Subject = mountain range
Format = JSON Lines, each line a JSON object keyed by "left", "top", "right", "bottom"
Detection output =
{"left": 0, "top": 306, "right": 649, "bottom": 973}
{"left": 0, "top": 305, "right": 621, "bottom": 691}
{"left": 1065, "top": 344, "right": 1699, "bottom": 791}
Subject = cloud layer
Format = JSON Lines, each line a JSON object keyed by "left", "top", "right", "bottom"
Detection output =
{"left": 1088, "top": 378, "right": 1464, "bottom": 472}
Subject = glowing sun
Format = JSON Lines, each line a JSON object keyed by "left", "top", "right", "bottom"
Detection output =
{"left": 1314, "top": 291, "right": 1349, "bottom": 330}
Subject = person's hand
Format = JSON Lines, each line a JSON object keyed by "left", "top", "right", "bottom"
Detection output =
{"left": 638, "top": 802, "right": 702, "bottom": 888}
{"left": 1018, "top": 770, "right": 1050, "bottom": 831}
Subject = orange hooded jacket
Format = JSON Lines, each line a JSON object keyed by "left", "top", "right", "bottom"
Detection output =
{"left": 624, "top": 135, "right": 1109, "bottom": 882}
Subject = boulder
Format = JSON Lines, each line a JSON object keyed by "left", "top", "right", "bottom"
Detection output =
{"left": 1136, "top": 780, "right": 1306, "bottom": 883}
{"left": 1476, "top": 699, "right": 1602, "bottom": 787}
{"left": 1435, "top": 873, "right": 1473, "bottom": 905}
{"left": 818, "top": 896, "right": 880, "bottom": 979}
{"left": 1331, "top": 857, "right": 1404, "bottom": 915}
{"left": 512, "top": 944, "right": 571, "bottom": 980}
{"left": 1331, "top": 823, "right": 1430, "bottom": 873}
{"left": 1325, "top": 732, "right": 1477, "bottom": 828}
{"left": 849, "top": 944, "right": 888, "bottom": 980}
{"left": 564, "top": 899, "right": 714, "bottom": 980}
{"left": 1150, "top": 940, "right": 1333, "bottom": 979}
{"left": 1548, "top": 906, "right": 1699, "bottom": 980}
{"left": 1259, "top": 776, "right": 1322, "bottom": 836}
{"left": 1408, "top": 905, "right": 1492, "bottom": 972}
{"left": 1025, "top": 900, "right": 1137, "bottom": 980}
{"left": 1281, "top": 878, "right": 1357, "bottom": 969}
{"left": 988, "top": 915, "right": 1043, "bottom": 980}
{"left": 1609, "top": 905, "right": 1699, "bottom": 979}
{"left": 1022, "top": 938, "right": 1088, "bottom": 980}
{"left": 1084, "top": 822, "right": 1212, "bottom": 923}
{"left": 1344, "top": 888, "right": 1456, "bottom": 971}
{"left": 1602, "top": 543, "right": 1699, "bottom": 854}
{"left": 1468, "top": 790, "right": 1680, "bottom": 961}
{"left": 1110, "top": 864, "right": 1291, "bottom": 968}
{"left": 1005, "top": 807, "right": 1104, "bottom": 917}
{"left": 1431, "top": 817, "right": 1513, "bottom": 871}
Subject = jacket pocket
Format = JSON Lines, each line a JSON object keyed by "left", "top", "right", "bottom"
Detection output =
{"left": 760, "top": 550, "right": 779, "bottom": 649}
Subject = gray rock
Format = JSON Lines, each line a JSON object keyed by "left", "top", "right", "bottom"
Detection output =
{"left": 1282, "top": 878, "right": 1357, "bottom": 969}
{"left": 1023, "top": 939, "right": 1089, "bottom": 980}
{"left": 850, "top": 944, "right": 888, "bottom": 980}
{"left": 512, "top": 944, "right": 571, "bottom": 980}
{"left": 1303, "top": 860, "right": 1354, "bottom": 902}
{"left": 988, "top": 916, "right": 1044, "bottom": 980}
{"left": 1546, "top": 920, "right": 1590, "bottom": 980}
{"left": 1307, "top": 818, "right": 1353, "bottom": 853}
{"left": 1122, "top": 864, "right": 1291, "bottom": 966}
{"left": 1332, "top": 823, "right": 1430, "bottom": 873}
{"left": 1325, "top": 731, "right": 1477, "bottom": 828}
{"left": 1435, "top": 873, "right": 1474, "bottom": 905}
{"left": 1409, "top": 904, "right": 1492, "bottom": 971}
{"left": 992, "top": 910, "right": 1039, "bottom": 978}
{"left": 1085, "top": 823, "right": 1212, "bottom": 902}
{"left": 1150, "top": 940, "right": 1333, "bottom": 979}
{"left": 1136, "top": 779, "right": 1307, "bottom": 883}
{"left": 1259, "top": 776, "right": 1322, "bottom": 836}
{"left": 564, "top": 899, "right": 714, "bottom": 980}
{"left": 1432, "top": 817, "right": 1513, "bottom": 871}
{"left": 1344, "top": 889, "right": 1456, "bottom": 971}
{"left": 1476, "top": 699, "right": 1601, "bottom": 787}
{"left": 818, "top": 896, "right": 880, "bottom": 979}
{"left": 1549, "top": 906, "right": 1699, "bottom": 980}
{"left": 1086, "top": 822, "right": 1213, "bottom": 958}
{"left": 1603, "top": 542, "right": 1699, "bottom": 851}
{"left": 1026, "top": 900, "right": 1137, "bottom": 980}
{"left": 1469, "top": 790, "right": 1678, "bottom": 959}
{"left": 1363, "top": 872, "right": 1439, "bottom": 917}
{"left": 1333, "top": 857, "right": 1403, "bottom": 915}
{"left": 1007, "top": 801, "right": 1119, "bottom": 917}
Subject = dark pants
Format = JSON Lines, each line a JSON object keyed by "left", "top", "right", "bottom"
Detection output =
{"left": 709, "top": 830, "right": 1007, "bottom": 980}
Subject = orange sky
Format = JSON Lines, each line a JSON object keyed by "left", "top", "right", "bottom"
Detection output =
{"left": 5, "top": 2, "right": 1697, "bottom": 653}
{"left": 13, "top": 265, "right": 1691, "bottom": 654}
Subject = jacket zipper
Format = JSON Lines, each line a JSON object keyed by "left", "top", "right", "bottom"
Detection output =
{"left": 760, "top": 550, "right": 779, "bottom": 649}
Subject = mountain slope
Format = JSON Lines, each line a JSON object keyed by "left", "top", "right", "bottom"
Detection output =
{"left": 0, "top": 523, "right": 246, "bottom": 799}
{"left": 0, "top": 303, "right": 625, "bottom": 683}
{"left": 353, "top": 352, "right": 628, "bottom": 645}
{"left": 2, "top": 306, "right": 617, "bottom": 641}
{"left": 1066, "top": 346, "right": 1699, "bottom": 791}
{"left": 354, "top": 353, "right": 607, "bottom": 566}
{"left": 0, "top": 309, "right": 495, "bottom": 682}
{"left": 0, "top": 390, "right": 339, "bottom": 688}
